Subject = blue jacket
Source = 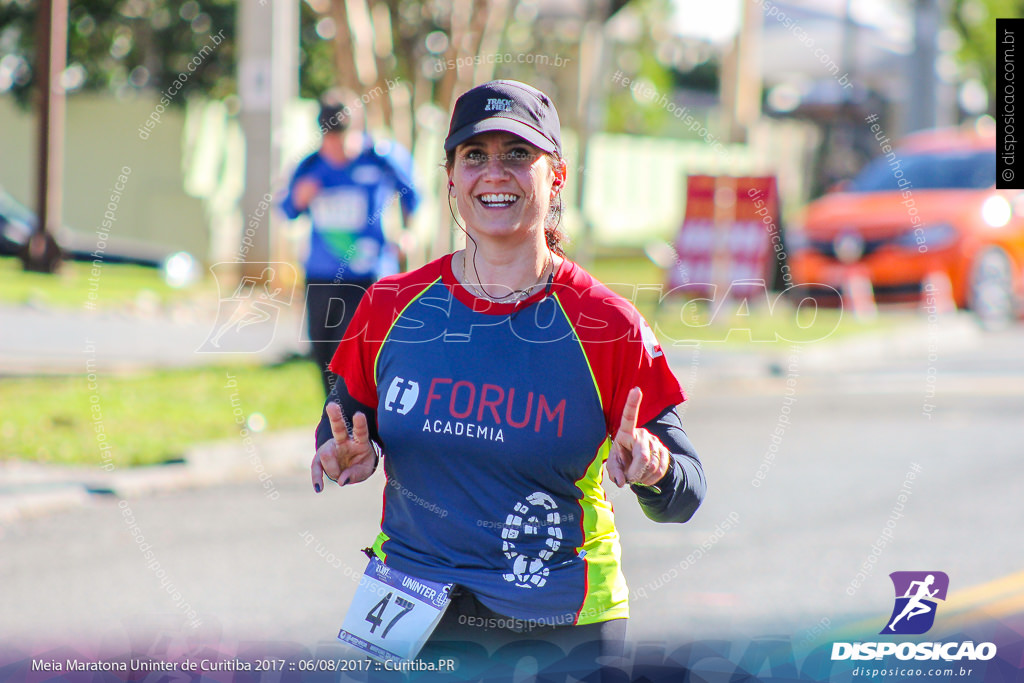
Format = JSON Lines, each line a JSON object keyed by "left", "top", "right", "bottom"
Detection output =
{"left": 282, "top": 137, "right": 420, "bottom": 281}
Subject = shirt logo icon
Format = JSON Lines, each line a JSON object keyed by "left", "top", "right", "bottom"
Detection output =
{"left": 881, "top": 571, "right": 949, "bottom": 635}
{"left": 639, "top": 316, "right": 664, "bottom": 359}
{"left": 484, "top": 98, "right": 513, "bottom": 112}
{"left": 501, "top": 491, "right": 562, "bottom": 589}
{"left": 384, "top": 377, "right": 419, "bottom": 415}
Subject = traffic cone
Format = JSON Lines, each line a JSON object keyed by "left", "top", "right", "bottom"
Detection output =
{"left": 842, "top": 267, "right": 877, "bottom": 320}
{"left": 920, "top": 270, "right": 956, "bottom": 315}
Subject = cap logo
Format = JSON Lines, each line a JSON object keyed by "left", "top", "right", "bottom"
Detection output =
{"left": 484, "top": 98, "right": 513, "bottom": 112}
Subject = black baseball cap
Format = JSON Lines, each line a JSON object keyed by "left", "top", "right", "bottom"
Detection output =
{"left": 444, "top": 80, "right": 561, "bottom": 155}
{"left": 318, "top": 91, "right": 353, "bottom": 133}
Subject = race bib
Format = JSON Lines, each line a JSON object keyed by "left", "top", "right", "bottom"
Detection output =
{"left": 310, "top": 187, "right": 368, "bottom": 232}
{"left": 337, "top": 557, "right": 453, "bottom": 663}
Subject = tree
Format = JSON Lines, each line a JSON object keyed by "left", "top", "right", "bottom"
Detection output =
{"left": 948, "top": 0, "right": 1024, "bottom": 114}
{"left": 580, "top": 0, "right": 694, "bottom": 136}
{"left": 0, "top": 0, "right": 338, "bottom": 106}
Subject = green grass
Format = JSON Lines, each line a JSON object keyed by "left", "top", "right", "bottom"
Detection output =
{"left": 0, "top": 360, "right": 323, "bottom": 467}
{"left": 0, "top": 257, "right": 215, "bottom": 309}
{"left": 586, "top": 255, "right": 894, "bottom": 346}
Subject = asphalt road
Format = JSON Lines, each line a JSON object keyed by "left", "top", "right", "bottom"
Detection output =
{"left": 2, "top": 324, "right": 1022, "bottom": 660}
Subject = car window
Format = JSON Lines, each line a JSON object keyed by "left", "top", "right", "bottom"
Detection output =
{"left": 847, "top": 150, "right": 995, "bottom": 192}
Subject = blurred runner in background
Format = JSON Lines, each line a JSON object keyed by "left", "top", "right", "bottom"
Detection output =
{"left": 282, "top": 89, "right": 420, "bottom": 395}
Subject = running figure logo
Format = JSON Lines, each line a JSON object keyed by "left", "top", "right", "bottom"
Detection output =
{"left": 198, "top": 262, "right": 296, "bottom": 353}
{"left": 881, "top": 571, "right": 949, "bottom": 635}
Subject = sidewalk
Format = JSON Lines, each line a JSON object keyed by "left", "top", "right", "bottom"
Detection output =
{"left": 0, "top": 302, "right": 308, "bottom": 375}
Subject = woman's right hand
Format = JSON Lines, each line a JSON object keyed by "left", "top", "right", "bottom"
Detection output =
{"left": 311, "top": 402, "right": 377, "bottom": 491}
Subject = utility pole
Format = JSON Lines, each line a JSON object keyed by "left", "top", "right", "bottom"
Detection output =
{"left": 23, "top": 0, "right": 68, "bottom": 273}
{"left": 719, "top": 0, "right": 762, "bottom": 144}
{"left": 906, "top": 0, "right": 940, "bottom": 133}
{"left": 237, "top": 0, "right": 298, "bottom": 280}
{"left": 574, "top": 0, "right": 610, "bottom": 267}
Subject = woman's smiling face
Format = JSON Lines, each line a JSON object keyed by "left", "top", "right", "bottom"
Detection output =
{"left": 448, "top": 131, "right": 564, "bottom": 241}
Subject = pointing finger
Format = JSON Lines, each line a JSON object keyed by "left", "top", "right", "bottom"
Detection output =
{"left": 615, "top": 387, "right": 643, "bottom": 448}
{"left": 351, "top": 411, "right": 371, "bottom": 445}
{"left": 327, "top": 402, "right": 350, "bottom": 445}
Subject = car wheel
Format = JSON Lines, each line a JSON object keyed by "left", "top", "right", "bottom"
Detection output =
{"left": 968, "top": 247, "right": 1017, "bottom": 330}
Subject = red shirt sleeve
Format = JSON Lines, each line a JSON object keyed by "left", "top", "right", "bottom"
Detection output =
{"left": 327, "top": 293, "right": 380, "bottom": 408}
{"left": 608, "top": 310, "right": 686, "bottom": 431}
{"left": 555, "top": 263, "right": 686, "bottom": 434}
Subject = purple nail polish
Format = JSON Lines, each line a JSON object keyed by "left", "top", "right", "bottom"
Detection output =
{"left": 314, "top": 483, "right": 321, "bottom": 493}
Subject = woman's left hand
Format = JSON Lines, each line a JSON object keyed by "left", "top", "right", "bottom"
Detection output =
{"left": 606, "top": 387, "right": 671, "bottom": 489}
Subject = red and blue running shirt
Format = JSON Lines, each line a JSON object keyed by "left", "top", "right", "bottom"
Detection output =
{"left": 329, "top": 254, "right": 685, "bottom": 625}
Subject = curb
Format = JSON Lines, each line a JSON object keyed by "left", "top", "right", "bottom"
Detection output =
{"left": 0, "top": 429, "right": 312, "bottom": 524}
{"left": 799, "top": 312, "right": 980, "bottom": 374}
{"left": 0, "top": 484, "right": 92, "bottom": 525}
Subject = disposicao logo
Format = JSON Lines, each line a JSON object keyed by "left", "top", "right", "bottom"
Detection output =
{"left": 831, "top": 571, "right": 997, "bottom": 663}
{"left": 881, "top": 571, "right": 949, "bottom": 635}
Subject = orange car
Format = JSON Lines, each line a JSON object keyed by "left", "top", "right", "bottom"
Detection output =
{"left": 788, "top": 124, "right": 1023, "bottom": 326}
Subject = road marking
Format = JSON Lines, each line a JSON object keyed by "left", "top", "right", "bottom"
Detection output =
{"left": 944, "top": 569, "right": 1024, "bottom": 611}
{"left": 805, "top": 570, "right": 1024, "bottom": 646}
{"left": 940, "top": 570, "right": 1024, "bottom": 628}
{"left": 947, "top": 591, "right": 1024, "bottom": 625}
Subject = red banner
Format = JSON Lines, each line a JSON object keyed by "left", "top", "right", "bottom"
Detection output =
{"left": 668, "top": 175, "right": 779, "bottom": 299}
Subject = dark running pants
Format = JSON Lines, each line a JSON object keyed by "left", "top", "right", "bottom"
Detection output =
{"left": 304, "top": 279, "right": 373, "bottom": 396}
{"left": 369, "top": 588, "right": 628, "bottom": 682}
